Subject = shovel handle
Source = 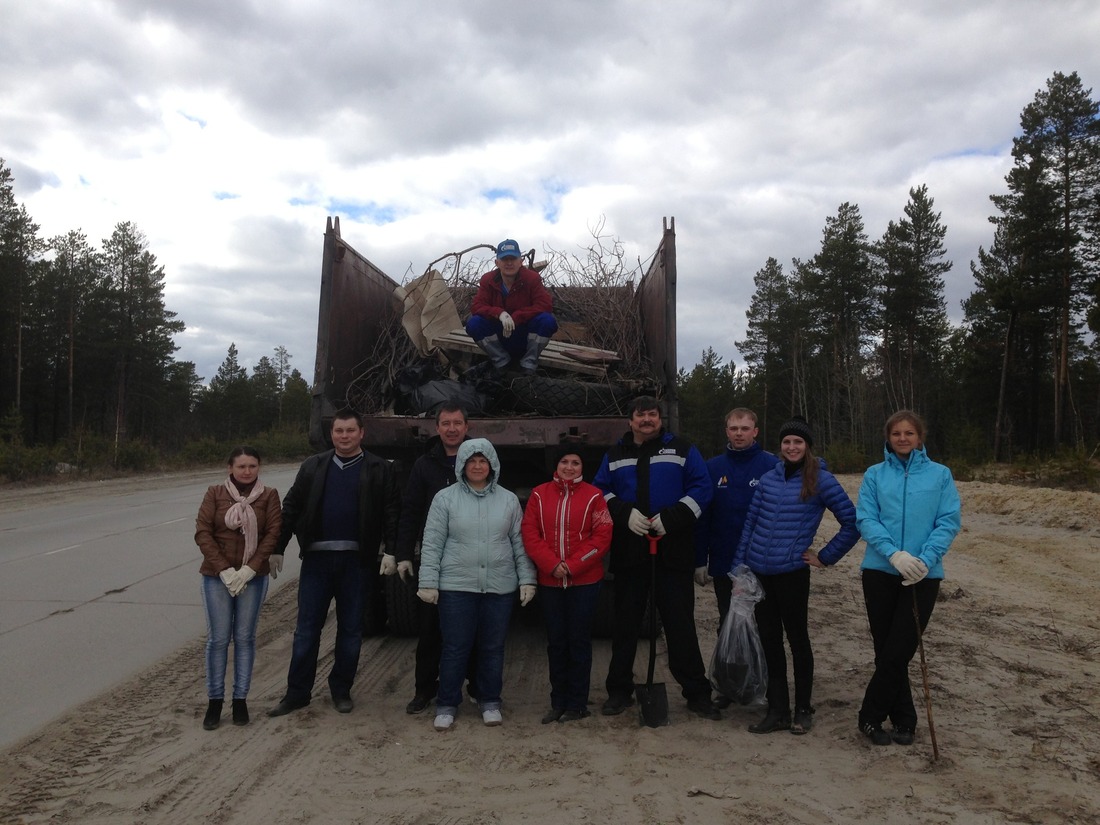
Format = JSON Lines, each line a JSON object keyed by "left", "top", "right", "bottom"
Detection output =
{"left": 647, "top": 532, "right": 660, "bottom": 555}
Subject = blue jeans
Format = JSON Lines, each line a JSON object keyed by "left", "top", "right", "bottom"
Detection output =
{"left": 540, "top": 581, "right": 601, "bottom": 712}
{"left": 436, "top": 590, "right": 514, "bottom": 713}
{"left": 465, "top": 313, "right": 558, "bottom": 359}
{"left": 285, "top": 552, "right": 364, "bottom": 703}
{"left": 201, "top": 573, "right": 270, "bottom": 700}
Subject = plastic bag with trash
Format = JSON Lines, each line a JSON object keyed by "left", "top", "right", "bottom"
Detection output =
{"left": 709, "top": 564, "right": 768, "bottom": 706}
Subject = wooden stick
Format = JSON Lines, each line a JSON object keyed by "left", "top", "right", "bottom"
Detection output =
{"left": 911, "top": 588, "right": 940, "bottom": 761}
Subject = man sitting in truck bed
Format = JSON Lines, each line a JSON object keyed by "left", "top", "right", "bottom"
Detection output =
{"left": 465, "top": 239, "right": 558, "bottom": 374}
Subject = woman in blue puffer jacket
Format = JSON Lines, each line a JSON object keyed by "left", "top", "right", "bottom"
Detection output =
{"left": 855, "top": 410, "right": 961, "bottom": 747}
{"left": 733, "top": 416, "right": 858, "bottom": 736}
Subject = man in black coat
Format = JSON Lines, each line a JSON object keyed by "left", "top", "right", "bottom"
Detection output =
{"left": 267, "top": 409, "right": 399, "bottom": 717}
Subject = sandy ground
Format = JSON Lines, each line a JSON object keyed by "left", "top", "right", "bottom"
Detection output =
{"left": 1, "top": 475, "right": 1098, "bottom": 825}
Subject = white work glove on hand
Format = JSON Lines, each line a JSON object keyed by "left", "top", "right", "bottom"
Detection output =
{"left": 694, "top": 566, "right": 710, "bottom": 587}
{"left": 650, "top": 514, "right": 667, "bottom": 536}
{"left": 519, "top": 585, "right": 537, "bottom": 606}
{"left": 269, "top": 554, "right": 283, "bottom": 580}
{"left": 902, "top": 558, "right": 929, "bottom": 586}
{"left": 379, "top": 553, "right": 397, "bottom": 576}
{"left": 889, "top": 551, "right": 926, "bottom": 583}
{"left": 229, "top": 566, "right": 256, "bottom": 596}
{"left": 219, "top": 568, "right": 237, "bottom": 594}
{"left": 627, "top": 508, "right": 651, "bottom": 536}
{"left": 397, "top": 560, "right": 415, "bottom": 583}
{"left": 417, "top": 588, "right": 439, "bottom": 605}
{"left": 498, "top": 311, "right": 515, "bottom": 338}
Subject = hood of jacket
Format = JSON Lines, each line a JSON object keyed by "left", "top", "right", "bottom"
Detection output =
{"left": 456, "top": 438, "right": 501, "bottom": 492}
{"left": 882, "top": 443, "right": 930, "bottom": 470}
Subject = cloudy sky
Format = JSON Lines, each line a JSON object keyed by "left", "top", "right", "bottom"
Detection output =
{"left": 3, "top": 0, "right": 1099, "bottom": 385}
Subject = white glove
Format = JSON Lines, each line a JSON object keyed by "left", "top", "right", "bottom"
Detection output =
{"left": 499, "top": 311, "right": 515, "bottom": 338}
{"left": 627, "top": 508, "right": 651, "bottom": 536}
{"left": 519, "top": 585, "right": 537, "bottom": 606}
{"left": 650, "top": 514, "right": 667, "bottom": 536}
{"left": 417, "top": 588, "right": 439, "bottom": 604}
{"left": 902, "top": 559, "right": 929, "bottom": 586}
{"left": 219, "top": 569, "right": 236, "bottom": 593}
{"left": 694, "top": 566, "right": 710, "bottom": 587}
{"left": 269, "top": 554, "right": 283, "bottom": 580}
{"left": 379, "top": 553, "right": 397, "bottom": 576}
{"left": 889, "top": 551, "right": 926, "bottom": 583}
{"left": 397, "top": 560, "right": 415, "bottom": 583}
{"left": 229, "top": 566, "right": 256, "bottom": 596}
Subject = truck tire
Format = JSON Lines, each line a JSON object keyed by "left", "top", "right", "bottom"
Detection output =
{"left": 590, "top": 579, "right": 661, "bottom": 640}
{"left": 385, "top": 574, "right": 421, "bottom": 637}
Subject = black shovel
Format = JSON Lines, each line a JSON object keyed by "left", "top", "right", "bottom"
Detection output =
{"left": 636, "top": 532, "right": 669, "bottom": 727}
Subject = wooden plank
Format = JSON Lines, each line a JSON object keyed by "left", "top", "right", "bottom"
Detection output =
{"left": 432, "top": 330, "right": 613, "bottom": 377}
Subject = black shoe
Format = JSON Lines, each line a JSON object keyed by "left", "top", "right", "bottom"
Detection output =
{"left": 202, "top": 700, "right": 223, "bottom": 731}
{"left": 749, "top": 708, "right": 791, "bottom": 734}
{"left": 601, "top": 694, "right": 635, "bottom": 716}
{"left": 333, "top": 696, "right": 353, "bottom": 714}
{"left": 559, "top": 709, "right": 591, "bottom": 722}
{"left": 860, "top": 720, "right": 892, "bottom": 746}
{"left": 791, "top": 706, "right": 815, "bottom": 735}
{"left": 232, "top": 699, "right": 249, "bottom": 726}
{"left": 406, "top": 692, "right": 434, "bottom": 715}
{"left": 686, "top": 697, "right": 722, "bottom": 721}
{"left": 714, "top": 694, "right": 733, "bottom": 709}
{"left": 892, "top": 726, "right": 915, "bottom": 746}
{"left": 267, "top": 698, "right": 309, "bottom": 718}
{"left": 542, "top": 707, "right": 566, "bottom": 724}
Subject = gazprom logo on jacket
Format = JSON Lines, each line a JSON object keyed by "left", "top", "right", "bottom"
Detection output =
{"left": 658, "top": 448, "right": 677, "bottom": 455}
{"left": 749, "top": 477, "right": 761, "bottom": 487}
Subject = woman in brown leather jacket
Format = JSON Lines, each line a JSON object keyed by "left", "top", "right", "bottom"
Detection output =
{"left": 195, "top": 446, "right": 281, "bottom": 730}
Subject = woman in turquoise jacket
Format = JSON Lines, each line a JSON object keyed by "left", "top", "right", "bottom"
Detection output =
{"left": 417, "top": 438, "right": 536, "bottom": 732}
{"left": 733, "top": 416, "right": 858, "bottom": 736}
{"left": 855, "top": 410, "right": 961, "bottom": 746}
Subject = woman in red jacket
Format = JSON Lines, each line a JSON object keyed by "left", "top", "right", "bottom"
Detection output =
{"left": 522, "top": 448, "right": 613, "bottom": 723}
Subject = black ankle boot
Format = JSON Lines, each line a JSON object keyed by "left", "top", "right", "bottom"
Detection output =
{"left": 232, "top": 698, "right": 249, "bottom": 726}
{"left": 203, "top": 700, "right": 223, "bottom": 731}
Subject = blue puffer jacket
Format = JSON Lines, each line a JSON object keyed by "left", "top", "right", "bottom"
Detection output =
{"left": 418, "top": 438, "right": 536, "bottom": 594}
{"left": 695, "top": 441, "right": 778, "bottom": 576}
{"left": 857, "top": 445, "right": 961, "bottom": 580}
{"left": 733, "top": 459, "right": 858, "bottom": 575}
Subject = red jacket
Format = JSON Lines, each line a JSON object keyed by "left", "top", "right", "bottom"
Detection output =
{"left": 521, "top": 477, "right": 612, "bottom": 587}
{"left": 470, "top": 266, "right": 553, "bottom": 326}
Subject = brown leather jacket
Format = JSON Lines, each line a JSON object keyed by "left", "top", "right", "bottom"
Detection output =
{"left": 195, "top": 484, "right": 282, "bottom": 577}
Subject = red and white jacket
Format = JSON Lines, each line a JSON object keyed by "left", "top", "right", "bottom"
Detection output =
{"left": 521, "top": 476, "right": 613, "bottom": 588}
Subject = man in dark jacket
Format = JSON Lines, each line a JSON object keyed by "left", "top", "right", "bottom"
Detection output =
{"left": 385, "top": 404, "right": 476, "bottom": 714}
{"left": 592, "top": 396, "right": 720, "bottom": 720}
{"left": 695, "top": 407, "right": 777, "bottom": 625}
{"left": 267, "top": 409, "right": 399, "bottom": 717}
{"left": 464, "top": 238, "right": 557, "bottom": 373}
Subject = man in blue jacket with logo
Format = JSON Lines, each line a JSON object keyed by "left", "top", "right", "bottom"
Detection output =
{"left": 593, "top": 396, "right": 719, "bottom": 720}
{"left": 695, "top": 408, "right": 777, "bottom": 626}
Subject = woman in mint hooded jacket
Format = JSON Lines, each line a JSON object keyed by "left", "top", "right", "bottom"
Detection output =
{"left": 417, "top": 438, "right": 536, "bottom": 732}
{"left": 856, "top": 410, "right": 961, "bottom": 746}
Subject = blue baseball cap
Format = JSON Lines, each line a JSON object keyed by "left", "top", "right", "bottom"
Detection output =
{"left": 496, "top": 239, "right": 521, "bottom": 259}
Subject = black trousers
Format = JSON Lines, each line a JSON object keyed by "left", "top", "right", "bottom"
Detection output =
{"left": 755, "top": 566, "right": 813, "bottom": 713}
{"left": 859, "top": 569, "right": 939, "bottom": 730}
{"left": 605, "top": 564, "right": 710, "bottom": 701}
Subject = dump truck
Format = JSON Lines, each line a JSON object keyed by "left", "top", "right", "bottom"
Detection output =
{"left": 308, "top": 216, "right": 679, "bottom": 635}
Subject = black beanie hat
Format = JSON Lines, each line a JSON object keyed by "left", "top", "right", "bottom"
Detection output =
{"left": 778, "top": 415, "right": 814, "bottom": 447}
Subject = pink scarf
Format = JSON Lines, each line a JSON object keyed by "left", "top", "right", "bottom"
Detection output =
{"left": 224, "top": 478, "right": 266, "bottom": 566}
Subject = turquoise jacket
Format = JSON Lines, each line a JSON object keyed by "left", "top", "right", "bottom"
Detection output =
{"left": 418, "top": 438, "right": 536, "bottom": 594}
{"left": 856, "top": 445, "right": 961, "bottom": 579}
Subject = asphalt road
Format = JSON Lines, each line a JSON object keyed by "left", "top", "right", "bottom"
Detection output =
{"left": 0, "top": 465, "right": 303, "bottom": 750}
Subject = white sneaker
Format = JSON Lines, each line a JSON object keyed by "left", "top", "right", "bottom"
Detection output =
{"left": 433, "top": 713, "right": 454, "bottom": 732}
{"left": 482, "top": 709, "right": 503, "bottom": 726}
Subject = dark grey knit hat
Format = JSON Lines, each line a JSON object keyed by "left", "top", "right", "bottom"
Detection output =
{"left": 778, "top": 415, "right": 814, "bottom": 447}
